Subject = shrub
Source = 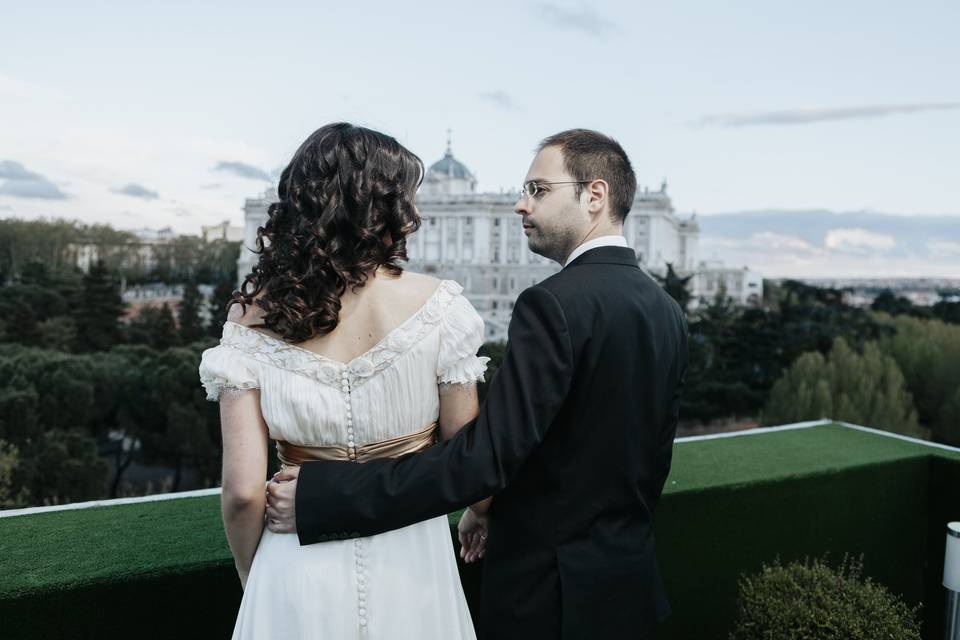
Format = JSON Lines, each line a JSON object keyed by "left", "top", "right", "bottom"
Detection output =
{"left": 730, "top": 554, "right": 921, "bottom": 640}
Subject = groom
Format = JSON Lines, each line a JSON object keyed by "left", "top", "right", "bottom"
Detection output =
{"left": 267, "top": 129, "right": 688, "bottom": 639}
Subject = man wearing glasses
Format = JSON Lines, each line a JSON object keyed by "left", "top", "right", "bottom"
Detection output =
{"left": 268, "top": 129, "right": 689, "bottom": 639}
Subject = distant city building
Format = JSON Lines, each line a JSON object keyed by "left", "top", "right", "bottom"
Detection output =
{"left": 68, "top": 226, "right": 177, "bottom": 274}
{"left": 201, "top": 220, "right": 245, "bottom": 243}
{"left": 128, "top": 227, "right": 177, "bottom": 244}
{"left": 239, "top": 141, "right": 706, "bottom": 341}
{"left": 694, "top": 260, "right": 764, "bottom": 306}
{"left": 70, "top": 242, "right": 100, "bottom": 274}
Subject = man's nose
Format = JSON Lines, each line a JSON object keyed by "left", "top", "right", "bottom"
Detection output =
{"left": 514, "top": 197, "right": 529, "bottom": 215}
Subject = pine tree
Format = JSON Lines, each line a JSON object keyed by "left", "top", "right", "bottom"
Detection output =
{"left": 177, "top": 281, "right": 204, "bottom": 344}
{"left": 653, "top": 262, "right": 693, "bottom": 312}
{"left": 4, "top": 302, "right": 41, "bottom": 346}
{"left": 74, "top": 260, "right": 126, "bottom": 352}
{"left": 205, "top": 279, "right": 237, "bottom": 337}
{"left": 154, "top": 303, "right": 181, "bottom": 351}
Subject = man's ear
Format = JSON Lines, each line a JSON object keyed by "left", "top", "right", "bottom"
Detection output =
{"left": 586, "top": 179, "right": 609, "bottom": 217}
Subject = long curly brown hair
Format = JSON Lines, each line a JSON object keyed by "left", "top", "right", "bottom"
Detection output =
{"left": 231, "top": 123, "right": 423, "bottom": 342}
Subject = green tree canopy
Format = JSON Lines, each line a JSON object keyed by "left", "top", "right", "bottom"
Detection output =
{"left": 133, "top": 346, "right": 219, "bottom": 490}
{"left": 875, "top": 313, "right": 960, "bottom": 445}
{"left": 763, "top": 337, "right": 919, "bottom": 436}
{"left": 0, "top": 383, "right": 41, "bottom": 446}
{"left": 13, "top": 429, "right": 109, "bottom": 505}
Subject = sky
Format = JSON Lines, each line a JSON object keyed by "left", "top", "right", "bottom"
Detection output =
{"left": 1, "top": 1, "right": 958, "bottom": 276}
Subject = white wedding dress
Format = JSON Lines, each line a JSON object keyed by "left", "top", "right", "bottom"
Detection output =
{"left": 198, "top": 279, "right": 487, "bottom": 640}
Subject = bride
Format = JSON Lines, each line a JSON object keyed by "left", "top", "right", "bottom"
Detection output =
{"left": 199, "top": 123, "right": 490, "bottom": 639}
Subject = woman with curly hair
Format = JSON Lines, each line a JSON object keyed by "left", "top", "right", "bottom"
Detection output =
{"left": 199, "top": 123, "right": 488, "bottom": 639}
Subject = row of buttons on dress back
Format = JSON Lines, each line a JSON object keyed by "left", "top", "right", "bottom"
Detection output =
{"left": 341, "top": 371, "right": 367, "bottom": 631}
{"left": 342, "top": 371, "right": 357, "bottom": 461}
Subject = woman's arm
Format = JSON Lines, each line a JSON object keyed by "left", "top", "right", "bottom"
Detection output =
{"left": 219, "top": 387, "right": 270, "bottom": 589}
{"left": 439, "top": 384, "right": 492, "bottom": 517}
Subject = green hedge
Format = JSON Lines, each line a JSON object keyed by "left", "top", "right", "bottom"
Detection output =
{"left": 1, "top": 422, "right": 958, "bottom": 639}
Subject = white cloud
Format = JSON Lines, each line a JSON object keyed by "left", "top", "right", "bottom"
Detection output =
{"left": 112, "top": 183, "right": 159, "bottom": 200}
{"left": 751, "top": 231, "right": 824, "bottom": 254}
{"left": 703, "top": 231, "right": 825, "bottom": 256}
{"left": 479, "top": 91, "right": 521, "bottom": 112}
{"left": 693, "top": 103, "right": 960, "bottom": 128}
{"left": 0, "top": 120, "right": 276, "bottom": 233}
{"left": 696, "top": 228, "right": 958, "bottom": 278}
{"left": 535, "top": 3, "right": 620, "bottom": 36}
{"left": 927, "top": 239, "right": 960, "bottom": 258}
{"left": 0, "top": 160, "right": 68, "bottom": 199}
{"left": 213, "top": 161, "right": 271, "bottom": 182}
{"left": 824, "top": 228, "right": 896, "bottom": 253}
{"left": 0, "top": 72, "right": 67, "bottom": 101}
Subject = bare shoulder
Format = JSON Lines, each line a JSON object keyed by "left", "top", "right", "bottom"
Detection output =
{"left": 376, "top": 269, "right": 439, "bottom": 296}
{"left": 398, "top": 270, "right": 442, "bottom": 295}
{"left": 226, "top": 298, "right": 266, "bottom": 327}
{"left": 373, "top": 269, "right": 444, "bottom": 313}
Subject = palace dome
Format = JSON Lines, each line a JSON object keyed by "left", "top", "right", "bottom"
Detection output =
{"left": 420, "top": 134, "right": 477, "bottom": 196}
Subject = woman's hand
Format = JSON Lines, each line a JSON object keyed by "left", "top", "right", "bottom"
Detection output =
{"left": 457, "top": 506, "right": 489, "bottom": 564}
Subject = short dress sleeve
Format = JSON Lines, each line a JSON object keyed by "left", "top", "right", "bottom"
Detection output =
{"left": 198, "top": 338, "right": 260, "bottom": 402}
{"left": 436, "top": 292, "right": 490, "bottom": 390}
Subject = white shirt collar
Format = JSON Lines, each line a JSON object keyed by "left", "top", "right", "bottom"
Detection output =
{"left": 563, "top": 234, "right": 629, "bottom": 267}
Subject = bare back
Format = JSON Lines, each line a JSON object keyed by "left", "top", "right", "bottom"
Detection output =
{"left": 229, "top": 269, "right": 442, "bottom": 363}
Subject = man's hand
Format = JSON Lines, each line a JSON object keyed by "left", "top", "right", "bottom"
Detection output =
{"left": 457, "top": 506, "right": 488, "bottom": 563}
{"left": 265, "top": 466, "right": 299, "bottom": 534}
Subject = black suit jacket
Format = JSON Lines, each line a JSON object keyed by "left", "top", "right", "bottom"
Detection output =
{"left": 296, "top": 246, "right": 689, "bottom": 639}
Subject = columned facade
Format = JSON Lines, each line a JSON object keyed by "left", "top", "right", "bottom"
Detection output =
{"left": 238, "top": 145, "right": 704, "bottom": 341}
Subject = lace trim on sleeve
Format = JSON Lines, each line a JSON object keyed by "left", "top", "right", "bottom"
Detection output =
{"left": 436, "top": 291, "right": 487, "bottom": 386}
{"left": 198, "top": 343, "right": 260, "bottom": 402}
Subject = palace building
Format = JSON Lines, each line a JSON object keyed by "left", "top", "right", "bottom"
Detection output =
{"left": 239, "top": 141, "right": 707, "bottom": 341}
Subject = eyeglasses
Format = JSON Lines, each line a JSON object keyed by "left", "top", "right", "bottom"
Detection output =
{"left": 519, "top": 180, "right": 592, "bottom": 199}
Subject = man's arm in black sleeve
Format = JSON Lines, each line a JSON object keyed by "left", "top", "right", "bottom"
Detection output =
{"left": 295, "top": 285, "right": 575, "bottom": 545}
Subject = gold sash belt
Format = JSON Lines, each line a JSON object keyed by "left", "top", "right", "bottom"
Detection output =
{"left": 276, "top": 421, "right": 438, "bottom": 467}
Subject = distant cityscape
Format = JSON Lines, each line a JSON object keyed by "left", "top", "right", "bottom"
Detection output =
{"left": 43, "top": 141, "right": 957, "bottom": 339}
{"left": 799, "top": 278, "right": 960, "bottom": 307}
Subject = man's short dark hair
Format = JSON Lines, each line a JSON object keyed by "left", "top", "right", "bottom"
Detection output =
{"left": 538, "top": 129, "right": 637, "bottom": 221}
